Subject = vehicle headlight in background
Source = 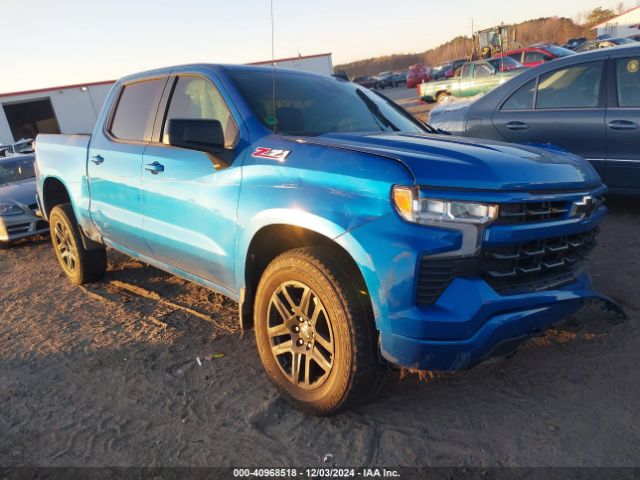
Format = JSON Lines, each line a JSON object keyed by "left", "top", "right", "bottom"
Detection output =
{"left": 0, "top": 203, "right": 24, "bottom": 216}
{"left": 392, "top": 186, "right": 499, "bottom": 226}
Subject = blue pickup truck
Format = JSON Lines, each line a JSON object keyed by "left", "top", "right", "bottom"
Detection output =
{"left": 36, "top": 64, "right": 612, "bottom": 414}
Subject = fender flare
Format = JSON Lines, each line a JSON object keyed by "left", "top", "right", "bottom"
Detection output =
{"left": 236, "top": 209, "right": 387, "bottom": 324}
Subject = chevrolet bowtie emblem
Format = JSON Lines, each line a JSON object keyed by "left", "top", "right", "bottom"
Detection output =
{"left": 570, "top": 195, "right": 597, "bottom": 219}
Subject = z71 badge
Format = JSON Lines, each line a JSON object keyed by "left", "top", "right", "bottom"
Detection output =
{"left": 251, "top": 147, "right": 291, "bottom": 162}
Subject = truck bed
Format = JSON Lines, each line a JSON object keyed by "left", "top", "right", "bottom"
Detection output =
{"left": 35, "top": 134, "right": 92, "bottom": 222}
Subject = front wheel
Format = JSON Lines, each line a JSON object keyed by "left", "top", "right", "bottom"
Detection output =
{"left": 254, "top": 247, "right": 383, "bottom": 415}
{"left": 49, "top": 204, "right": 107, "bottom": 285}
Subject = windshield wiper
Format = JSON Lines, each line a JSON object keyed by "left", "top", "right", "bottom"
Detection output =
{"left": 371, "top": 90, "right": 446, "bottom": 134}
{"left": 355, "top": 89, "right": 399, "bottom": 131}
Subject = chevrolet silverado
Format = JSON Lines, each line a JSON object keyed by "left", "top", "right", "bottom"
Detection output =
{"left": 36, "top": 64, "right": 612, "bottom": 414}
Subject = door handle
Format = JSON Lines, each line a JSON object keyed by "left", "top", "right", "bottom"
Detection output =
{"left": 505, "top": 121, "right": 529, "bottom": 131}
{"left": 607, "top": 120, "right": 639, "bottom": 131}
{"left": 145, "top": 161, "right": 165, "bottom": 174}
{"left": 90, "top": 155, "right": 104, "bottom": 165}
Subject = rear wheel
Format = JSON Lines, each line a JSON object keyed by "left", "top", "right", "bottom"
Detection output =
{"left": 49, "top": 204, "right": 106, "bottom": 285}
{"left": 254, "top": 247, "right": 383, "bottom": 415}
{"left": 436, "top": 92, "right": 451, "bottom": 104}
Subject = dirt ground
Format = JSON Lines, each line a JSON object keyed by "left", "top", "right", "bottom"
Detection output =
{"left": 0, "top": 195, "right": 638, "bottom": 468}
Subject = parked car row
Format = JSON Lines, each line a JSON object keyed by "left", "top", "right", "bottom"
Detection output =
{"left": 353, "top": 70, "right": 407, "bottom": 89}
{"left": 414, "top": 32, "right": 639, "bottom": 93}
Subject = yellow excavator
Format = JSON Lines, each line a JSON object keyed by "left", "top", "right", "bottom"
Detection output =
{"left": 472, "top": 24, "right": 521, "bottom": 60}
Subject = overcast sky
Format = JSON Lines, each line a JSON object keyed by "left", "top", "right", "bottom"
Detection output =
{"left": 1, "top": 0, "right": 633, "bottom": 92}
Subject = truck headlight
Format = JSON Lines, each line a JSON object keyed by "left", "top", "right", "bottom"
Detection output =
{"left": 0, "top": 203, "right": 24, "bottom": 216}
{"left": 392, "top": 186, "right": 499, "bottom": 225}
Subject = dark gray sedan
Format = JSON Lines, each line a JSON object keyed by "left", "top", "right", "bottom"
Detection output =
{"left": 0, "top": 154, "right": 48, "bottom": 248}
{"left": 429, "top": 44, "right": 640, "bottom": 195}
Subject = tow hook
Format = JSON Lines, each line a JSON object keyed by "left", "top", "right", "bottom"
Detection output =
{"left": 589, "top": 295, "right": 627, "bottom": 321}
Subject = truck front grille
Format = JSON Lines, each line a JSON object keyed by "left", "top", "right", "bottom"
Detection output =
{"left": 416, "top": 227, "right": 598, "bottom": 306}
{"left": 481, "top": 228, "right": 598, "bottom": 294}
{"left": 494, "top": 196, "right": 604, "bottom": 225}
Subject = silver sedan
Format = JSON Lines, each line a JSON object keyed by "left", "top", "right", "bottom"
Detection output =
{"left": 0, "top": 154, "right": 48, "bottom": 248}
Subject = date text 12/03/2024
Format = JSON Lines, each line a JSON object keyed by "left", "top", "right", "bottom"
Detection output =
{"left": 232, "top": 468, "right": 401, "bottom": 477}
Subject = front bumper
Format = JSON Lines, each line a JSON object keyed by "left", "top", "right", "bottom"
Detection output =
{"left": 339, "top": 186, "right": 608, "bottom": 372}
{"left": 379, "top": 272, "right": 601, "bottom": 371}
{"left": 0, "top": 211, "right": 48, "bottom": 242}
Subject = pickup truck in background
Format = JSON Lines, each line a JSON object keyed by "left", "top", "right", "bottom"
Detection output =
{"left": 420, "top": 60, "right": 523, "bottom": 104}
{"left": 36, "top": 64, "right": 611, "bottom": 414}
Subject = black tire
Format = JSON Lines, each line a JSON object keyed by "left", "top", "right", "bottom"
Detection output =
{"left": 49, "top": 203, "right": 106, "bottom": 285}
{"left": 254, "top": 247, "right": 384, "bottom": 415}
{"left": 0, "top": 241, "right": 10, "bottom": 250}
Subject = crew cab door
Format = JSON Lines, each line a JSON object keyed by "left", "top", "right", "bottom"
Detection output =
{"left": 88, "top": 76, "right": 168, "bottom": 252}
{"left": 456, "top": 63, "right": 472, "bottom": 97}
{"left": 605, "top": 54, "right": 640, "bottom": 193}
{"left": 491, "top": 60, "right": 608, "bottom": 180}
{"left": 140, "top": 74, "right": 243, "bottom": 290}
{"left": 467, "top": 62, "right": 496, "bottom": 97}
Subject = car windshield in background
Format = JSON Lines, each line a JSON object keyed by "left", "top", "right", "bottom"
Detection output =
{"left": 545, "top": 46, "right": 575, "bottom": 57}
{"left": 228, "top": 70, "right": 424, "bottom": 136}
{"left": 0, "top": 157, "right": 36, "bottom": 185}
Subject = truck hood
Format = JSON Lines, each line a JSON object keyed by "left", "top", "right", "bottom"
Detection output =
{"left": 0, "top": 178, "right": 37, "bottom": 207}
{"left": 309, "top": 132, "right": 601, "bottom": 191}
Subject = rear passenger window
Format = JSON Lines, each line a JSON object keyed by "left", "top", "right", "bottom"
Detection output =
{"left": 536, "top": 62, "right": 603, "bottom": 109}
{"left": 110, "top": 79, "right": 165, "bottom": 141}
{"left": 474, "top": 63, "right": 493, "bottom": 78}
{"left": 523, "top": 51, "right": 546, "bottom": 64}
{"left": 502, "top": 79, "right": 536, "bottom": 110}
{"left": 616, "top": 57, "right": 640, "bottom": 107}
{"left": 163, "top": 76, "right": 238, "bottom": 148}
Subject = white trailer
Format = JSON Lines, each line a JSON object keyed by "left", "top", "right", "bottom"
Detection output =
{"left": 0, "top": 81, "right": 113, "bottom": 146}
{"left": 593, "top": 6, "right": 640, "bottom": 39}
{"left": 248, "top": 52, "right": 333, "bottom": 76}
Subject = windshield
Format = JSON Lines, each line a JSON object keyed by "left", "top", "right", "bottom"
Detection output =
{"left": 545, "top": 46, "right": 575, "bottom": 57}
{"left": 0, "top": 156, "right": 35, "bottom": 185}
{"left": 228, "top": 70, "right": 424, "bottom": 136}
{"left": 615, "top": 38, "right": 635, "bottom": 45}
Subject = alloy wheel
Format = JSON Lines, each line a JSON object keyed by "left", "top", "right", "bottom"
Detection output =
{"left": 53, "top": 220, "right": 77, "bottom": 273}
{"left": 267, "top": 281, "right": 334, "bottom": 389}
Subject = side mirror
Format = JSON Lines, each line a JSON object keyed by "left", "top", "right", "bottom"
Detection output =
{"left": 166, "top": 119, "right": 225, "bottom": 154}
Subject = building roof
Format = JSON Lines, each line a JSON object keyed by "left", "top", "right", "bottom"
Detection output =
{"left": 592, "top": 5, "right": 640, "bottom": 30}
